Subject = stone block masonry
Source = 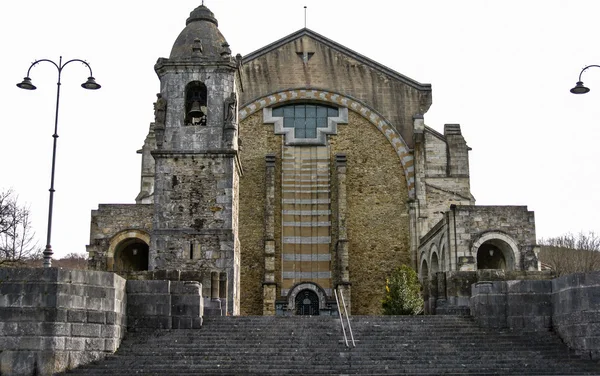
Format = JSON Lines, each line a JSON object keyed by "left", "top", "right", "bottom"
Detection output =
{"left": 469, "top": 270, "right": 600, "bottom": 360}
{"left": 0, "top": 268, "right": 126, "bottom": 376}
{"left": 126, "top": 280, "right": 203, "bottom": 330}
{"left": 553, "top": 271, "right": 600, "bottom": 360}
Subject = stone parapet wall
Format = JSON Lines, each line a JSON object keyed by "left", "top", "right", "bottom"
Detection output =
{"left": 126, "top": 280, "right": 203, "bottom": 330}
{"left": 468, "top": 270, "right": 600, "bottom": 360}
{"left": 433, "top": 270, "right": 553, "bottom": 315}
{"left": 552, "top": 272, "right": 600, "bottom": 359}
{"left": 0, "top": 268, "right": 126, "bottom": 376}
{"left": 470, "top": 279, "right": 553, "bottom": 330}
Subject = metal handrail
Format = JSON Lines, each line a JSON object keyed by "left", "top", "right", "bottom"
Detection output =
{"left": 339, "top": 289, "right": 355, "bottom": 347}
{"left": 334, "top": 289, "right": 349, "bottom": 347}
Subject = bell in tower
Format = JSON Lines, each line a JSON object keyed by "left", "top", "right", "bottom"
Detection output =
{"left": 185, "top": 82, "right": 208, "bottom": 126}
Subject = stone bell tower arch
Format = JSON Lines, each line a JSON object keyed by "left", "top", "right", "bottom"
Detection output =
{"left": 150, "top": 4, "right": 242, "bottom": 315}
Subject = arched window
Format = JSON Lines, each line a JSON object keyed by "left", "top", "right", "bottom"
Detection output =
{"left": 272, "top": 104, "right": 338, "bottom": 139}
{"left": 185, "top": 81, "right": 207, "bottom": 125}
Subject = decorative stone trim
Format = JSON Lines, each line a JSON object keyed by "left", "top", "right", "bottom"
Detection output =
{"left": 286, "top": 282, "right": 329, "bottom": 310}
{"left": 239, "top": 89, "right": 415, "bottom": 197}
{"left": 263, "top": 106, "right": 348, "bottom": 146}
{"left": 336, "top": 153, "right": 349, "bottom": 284}
{"left": 263, "top": 154, "right": 276, "bottom": 315}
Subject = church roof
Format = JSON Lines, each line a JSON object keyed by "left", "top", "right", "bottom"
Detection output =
{"left": 242, "top": 28, "right": 431, "bottom": 92}
{"left": 169, "top": 5, "right": 229, "bottom": 60}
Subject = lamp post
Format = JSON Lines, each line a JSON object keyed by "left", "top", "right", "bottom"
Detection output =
{"left": 16, "top": 56, "right": 101, "bottom": 268}
{"left": 570, "top": 65, "right": 600, "bottom": 94}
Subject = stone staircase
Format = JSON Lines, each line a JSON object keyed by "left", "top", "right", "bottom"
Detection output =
{"left": 63, "top": 315, "right": 600, "bottom": 375}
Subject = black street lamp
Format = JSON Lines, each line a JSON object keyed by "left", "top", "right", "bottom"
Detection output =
{"left": 570, "top": 65, "right": 600, "bottom": 94}
{"left": 16, "top": 56, "right": 100, "bottom": 268}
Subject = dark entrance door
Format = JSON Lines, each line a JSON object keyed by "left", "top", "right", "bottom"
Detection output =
{"left": 295, "top": 290, "right": 320, "bottom": 315}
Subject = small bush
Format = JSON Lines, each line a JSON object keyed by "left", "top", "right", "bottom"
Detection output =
{"left": 382, "top": 265, "right": 423, "bottom": 315}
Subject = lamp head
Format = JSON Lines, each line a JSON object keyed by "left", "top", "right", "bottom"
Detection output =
{"left": 570, "top": 81, "right": 590, "bottom": 94}
{"left": 16, "top": 77, "right": 36, "bottom": 90}
{"left": 81, "top": 77, "right": 101, "bottom": 90}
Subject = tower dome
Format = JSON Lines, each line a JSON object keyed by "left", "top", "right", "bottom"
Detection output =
{"left": 169, "top": 5, "right": 229, "bottom": 60}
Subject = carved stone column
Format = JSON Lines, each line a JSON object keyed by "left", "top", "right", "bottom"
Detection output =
{"left": 263, "top": 154, "right": 277, "bottom": 315}
{"left": 335, "top": 154, "right": 351, "bottom": 313}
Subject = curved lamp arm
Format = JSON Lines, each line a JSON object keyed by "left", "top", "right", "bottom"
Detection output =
{"left": 570, "top": 65, "right": 600, "bottom": 94}
{"left": 17, "top": 56, "right": 101, "bottom": 90}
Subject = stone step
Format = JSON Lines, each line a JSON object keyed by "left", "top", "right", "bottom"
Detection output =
{"left": 60, "top": 315, "right": 600, "bottom": 375}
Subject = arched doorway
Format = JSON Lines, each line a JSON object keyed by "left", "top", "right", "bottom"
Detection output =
{"left": 477, "top": 243, "right": 506, "bottom": 269}
{"left": 471, "top": 232, "right": 519, "bottom": 271}
{"left": 295, "top": 290, "right": 320, "bottom": 316}
{"left": 114, "top": 238, "right": 149, "bottom": 272}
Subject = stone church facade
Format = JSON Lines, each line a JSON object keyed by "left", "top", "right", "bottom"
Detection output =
{"left": 87, "top": 4, "right": 539, "bottom": 316}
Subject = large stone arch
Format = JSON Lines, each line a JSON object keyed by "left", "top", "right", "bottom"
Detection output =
{"left": 239, "top": 88, "right": 415, "bottom": 197}
{"left": 107, "top": 229, "right": 150, "bottom": 271}
{"left": 471, "top": 231, "right": 520, "bottom": 271}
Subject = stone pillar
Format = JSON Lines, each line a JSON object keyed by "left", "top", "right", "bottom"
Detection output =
{"left": 408, "top": 201, "right": 419, "bottom": 270}
{"left": 211, "top": 271, "right": 220, "bottom": 300}
{"left": 335, "top": 154, "right": 351, "bottom": 312}
{"left": 219, "top": 272, "right": 227, "bottom": 299}
{"left": 411, "top": 114, "right": 426, "bottom": 266}
{"left": 262, "top": 154, "right": 277, "bottom": 315}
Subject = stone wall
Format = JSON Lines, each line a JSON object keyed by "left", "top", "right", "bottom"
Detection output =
{"left": 470, "top": 279, "right": 552, "bottom": 330}
{"left": 0, "top": 268, "right": 126, "bottom": 375}
{"left": 415, "top": 125, "right": 474, "bottom": 238}
{"left": 238, "top": 112, "right": 282, "bottom": 315}
{"left": 126, "top": 280, "right": 203, "bottom": 330}
{"left": 330, "top": 111, "right": 411, "bottom": 314}
{"left": 552, "top": 272, "right": 600, "bottom": 359}
{"left": 468, "top": 270, "right": 600, "bottom": 360}
{"left": 432, "top": 269, "right": 553, "bottom": 315}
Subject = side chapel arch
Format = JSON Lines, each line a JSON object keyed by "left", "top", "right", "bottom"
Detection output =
{"left": 239, "top": 88, "right": 416, "bottom": 197}
{"left": 107, "top": 230, "right": 150, "bottom": 272}
{"left": 471, "top": 231, "right": 520, "bottom": 271}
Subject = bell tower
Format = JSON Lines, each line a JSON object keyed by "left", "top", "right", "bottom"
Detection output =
{"left": 150, "top": 4, "right": 241, "bottom": 315}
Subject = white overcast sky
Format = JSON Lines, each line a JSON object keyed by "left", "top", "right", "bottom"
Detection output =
{"left": 1, "top": 0, "right": 599, "bottom": 259}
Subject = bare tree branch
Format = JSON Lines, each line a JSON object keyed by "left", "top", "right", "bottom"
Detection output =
{"left": 0, "top": 189, "right": 40, "bottom": 266}
{"left": 538, "top": 232, "right": 600, "bottom": 276}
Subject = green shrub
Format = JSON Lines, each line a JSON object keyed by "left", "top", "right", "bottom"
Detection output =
{"left": 382, "top": 265, "right": 423, "bottom": 315}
